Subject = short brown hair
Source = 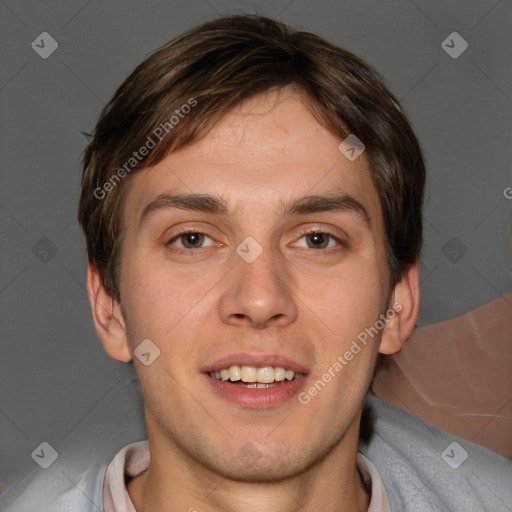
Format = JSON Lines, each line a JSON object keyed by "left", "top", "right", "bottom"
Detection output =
{"left": 78, "top": 15, "right": 425, "bottom": 301}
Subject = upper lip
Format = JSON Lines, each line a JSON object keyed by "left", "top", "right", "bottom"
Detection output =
{"left": 200, "top": 353, "right": 310, "bottom": 374}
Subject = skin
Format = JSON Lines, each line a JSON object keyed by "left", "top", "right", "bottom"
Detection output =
{"left": 88, "top": 88, "right": 419, "bottom": 512}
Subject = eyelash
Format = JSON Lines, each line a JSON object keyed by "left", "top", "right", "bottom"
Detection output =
{"left": 165, "top": 228, "right": 347, "bottom": 255}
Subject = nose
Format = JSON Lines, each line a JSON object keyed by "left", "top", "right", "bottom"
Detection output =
{"left": 218, "top": 243, "right": 298, "bottom": 329}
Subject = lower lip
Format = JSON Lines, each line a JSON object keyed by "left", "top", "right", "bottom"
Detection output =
{"left": 203, "top": 374, "right": 308, "bottom": 408}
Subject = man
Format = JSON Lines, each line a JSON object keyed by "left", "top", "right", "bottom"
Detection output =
{"left": 7, "top": 14, "right": 511, "bottom": 512}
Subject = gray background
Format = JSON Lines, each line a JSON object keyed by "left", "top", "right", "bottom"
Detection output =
{"left": 1, "top": 0, "right": 511, "bottom": 503}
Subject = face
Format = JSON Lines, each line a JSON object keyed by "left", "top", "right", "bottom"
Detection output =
{"left": 114, "top": 88, "right": 394, "bottom": 481}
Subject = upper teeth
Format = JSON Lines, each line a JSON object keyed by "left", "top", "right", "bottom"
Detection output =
{"left": 209, "top": 365, "right": 303, "bottom": 383}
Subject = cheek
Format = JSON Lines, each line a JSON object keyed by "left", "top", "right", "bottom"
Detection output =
{"left": 299, "top": 274, "right": 387, "bottom": 402}
{"left": 119, "top": 254, "right": 218, "bottom": 341}
{"left": 300, "top": 259, "right": 386, "bottom": 334}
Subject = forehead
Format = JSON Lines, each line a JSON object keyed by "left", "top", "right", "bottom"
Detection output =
{"left": 124, "top": 88, "right": 382, "bottom": 229}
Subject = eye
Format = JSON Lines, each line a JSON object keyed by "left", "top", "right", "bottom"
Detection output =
{"left": 293, "top": 231, "right": 345, "bottom": 250}
{"left": 166, "top": 230, "right": 216, "bottom": 250}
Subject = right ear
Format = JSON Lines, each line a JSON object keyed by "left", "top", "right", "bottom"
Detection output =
{"left": 86, "top": 264, "right": 132, "bottom": 362}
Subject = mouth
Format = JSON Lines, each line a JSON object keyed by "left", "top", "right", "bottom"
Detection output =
{"left": 208, "top": 365, "right": 304, "bottom": 388}
{"left": 201, "top": 355, "right": 309, "bottom": 408}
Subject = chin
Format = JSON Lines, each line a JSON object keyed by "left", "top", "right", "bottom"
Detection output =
{"left": 200, "top": 436, "right": 339, "bottom": 483}
{"left": 216, "top": 456, "right": 309, "bottom": 483}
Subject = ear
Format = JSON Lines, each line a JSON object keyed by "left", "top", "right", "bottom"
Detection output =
{"left": 86, "top": 264, "right": 132, "bottom": 362}
{"left": 379, "top": 261, "right": 420, "bottom": 355}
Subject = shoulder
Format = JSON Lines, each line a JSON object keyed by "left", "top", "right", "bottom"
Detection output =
{"left": 2, "top": 459, "right": 107, "bottom": 512}
{"left": 360, "top": 393, "right": 512, "bottom": 511}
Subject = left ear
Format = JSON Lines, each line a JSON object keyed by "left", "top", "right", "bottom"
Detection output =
{"left": 379, "top": 261, "right": 420, "bottom": 355}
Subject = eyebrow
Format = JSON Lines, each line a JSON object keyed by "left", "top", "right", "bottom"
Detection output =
{"left": 139, "top": 192, "right": 371, "bottom": 228}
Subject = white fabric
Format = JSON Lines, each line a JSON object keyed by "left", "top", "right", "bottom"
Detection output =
{"left": 358, "top": 452, "right": 391, "bottom": 511}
